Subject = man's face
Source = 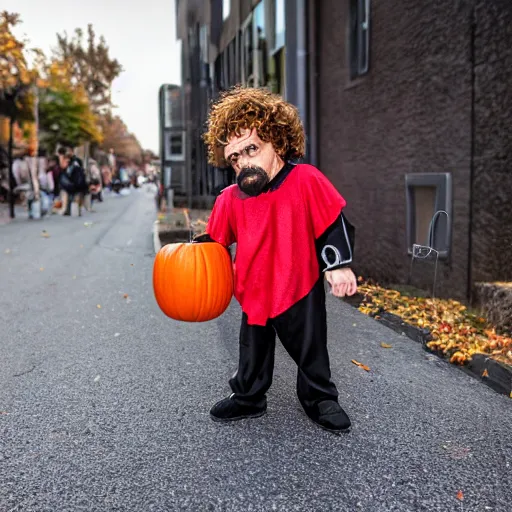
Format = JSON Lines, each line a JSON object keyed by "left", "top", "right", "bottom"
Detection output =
{"left": 224, "top": 129, "right": 284, "bottom": 197}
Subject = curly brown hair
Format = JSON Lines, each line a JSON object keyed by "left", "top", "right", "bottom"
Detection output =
{"left": 202, "top": 86, "right": 305, "bottom": 167}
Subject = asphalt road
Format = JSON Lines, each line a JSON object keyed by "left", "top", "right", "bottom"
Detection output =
{"left": 1, "top": 186, "right": 511, "bottom": 512}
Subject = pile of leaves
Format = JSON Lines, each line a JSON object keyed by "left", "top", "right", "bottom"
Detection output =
{"left": 356, "top": 278, "right": 512, "bottom": 367}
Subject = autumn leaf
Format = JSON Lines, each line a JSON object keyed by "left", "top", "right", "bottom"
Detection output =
{"left": 351, "top": 359, "right": 371, "bottom": 372}
{"left": 481, "top": 369, "right": 489, "bottom": 378}
{"left": 96, "top": 304, "right": 101, "bottom": 309}
{"left": 39, "top": 267, "right": 44, "bottom": 271}
{"left": 456, "top": 490, "right": 464, "bottom": 501}
{"left": 41, "top": 230, "right": 50, "bottom": 238}
{"left": 123, "top": 294, "right": 128, "bottom": 299}
{"left": 380, "top": 343, "right": 393, "bottom": 349}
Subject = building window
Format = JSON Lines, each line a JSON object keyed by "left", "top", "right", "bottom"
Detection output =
{"left": 165, "top": 132, "right": 185, "bottom": 161}
{"left": 349, "top": 0, "right": 370, "bottom": 79}
{"left": 223, "top": 0, "right": 231, "bottom": 21}
{"left": 274, "top": 0, "right": 285, "bottom": 51}
{"left": 405, "top": 173, "right": 452, "bottom": 259}
{"left": 253, "top": 1, "right": 269, "bottom": 87}
{"left": 241, "top": 15, "right": 254, "bottom": 86}
{"left": 199, "top": 25, "right": 209, "bottom": 64}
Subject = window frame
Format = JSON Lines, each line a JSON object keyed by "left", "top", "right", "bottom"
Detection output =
{"left": 165, "top": 131, "right": 186, "bottom": 161}
{"left": 405, "top": 173, "right": 453, "bottom": 260}
{"left": 348, "top": 0, "right": 371, "bottom": 80}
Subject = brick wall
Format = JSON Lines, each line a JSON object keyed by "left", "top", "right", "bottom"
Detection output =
{"left": 317, "top": 0, "right": 482, "bottom": 299}
{"left": 471, "top": 0, "right": 512, "bottom": 284}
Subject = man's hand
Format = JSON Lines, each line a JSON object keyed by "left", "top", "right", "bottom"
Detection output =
{"left": 325, "top": 267, "right": 357, "bottom": 297}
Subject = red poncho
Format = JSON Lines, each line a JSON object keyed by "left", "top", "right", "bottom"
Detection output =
{"left": 206, "top": 164, "right": 346, "bottom": 326}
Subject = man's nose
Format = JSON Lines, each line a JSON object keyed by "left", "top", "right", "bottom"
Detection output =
{"left": 238, "top": 153, "right": 250, "bottom": 168}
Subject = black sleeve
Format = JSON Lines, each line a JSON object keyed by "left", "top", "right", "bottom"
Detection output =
{"left": 192, "top": 233, "right": 216, "bottom": 243}
{"left": 315, "top": 212, "right": 355, "bottom": 272}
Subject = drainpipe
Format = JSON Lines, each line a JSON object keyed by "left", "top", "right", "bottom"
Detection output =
{"left": 468, "top": 7, "right": 476, "bottom": 302}
{"left": 307, "top": 0, "right": 317, "bottom": 166}
{"left": 285, "top": 0, "right": 308, "bottom": 160}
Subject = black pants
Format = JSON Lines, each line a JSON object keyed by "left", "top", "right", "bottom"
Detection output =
{"left": 229, "top": 278, "right": 339, "bottom": 409}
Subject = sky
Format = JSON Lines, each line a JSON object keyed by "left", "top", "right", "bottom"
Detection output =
{"left": 4, "top": 0, "right": 182, "bottom": 153}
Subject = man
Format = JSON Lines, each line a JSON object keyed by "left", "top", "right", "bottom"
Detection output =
{"left": 65, "top": 146, "right": 84, "bottom": 168}
{"left": 58, "top": 151, "right": 88, "bottom": 216}
{"left": 198, "top": 87, "right": 357, "bottom": 433}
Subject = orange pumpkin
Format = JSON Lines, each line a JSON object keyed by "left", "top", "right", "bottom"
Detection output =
{"left": 153, "top": 242, "right": 233, "bottom": 322}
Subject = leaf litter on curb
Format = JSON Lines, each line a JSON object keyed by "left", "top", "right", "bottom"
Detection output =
{"left": 380, "top": 342, "right": 393, "bottom": 348}
{"left": 41, "top": 230, "right": 50, "bottom": 238}
{"left": 356, "top": 279, "right": 512, "bottom": 368}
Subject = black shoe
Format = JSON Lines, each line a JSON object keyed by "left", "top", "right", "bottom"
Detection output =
{"left": 210, "top": 396, "right": 267, "bottom": 422}
{"left": 303, "top": 400, "right": 351, "bottom": 433}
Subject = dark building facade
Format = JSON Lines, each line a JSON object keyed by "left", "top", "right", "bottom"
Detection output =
{"left": 317, "top": 0, "right": 512, "bottom": 299}
{"left": 175, "top": 0, "right": 512, "bottom": 300}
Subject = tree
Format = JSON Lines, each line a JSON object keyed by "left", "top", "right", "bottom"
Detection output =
{"left": 0, "top": 11, "right": 36, "bottom": 122}
{"left": 38, "top": 59, "right": 103, "bottom": 151}
{"left": 0, "top": 11, "right": 37, "bottom": 218}
{"left": 99, "top": 114, "right": 142, "bottom": 164}
{"left": 53, "top": 25, "right": 122, "bottom": 113}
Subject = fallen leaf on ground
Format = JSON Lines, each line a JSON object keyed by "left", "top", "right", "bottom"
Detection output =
{"left": 130, "top": 264, "right": 134, "bottom": 267}
{"left": 352, "top": 323, "right": 357, "bottom": 327}
{"left": 96, "top": 304, "right": 102, "bottom": 309}
{"left": 0, "top": 411, "right": 8, "bottom": 415}
{"left": 94, "top": 375, "right": 100, "bottom": 382}
{"left": 123, "top": 294, "right": 129, "bottom": 299}
{"left": 351, "top": 359, "right": 371, "bottom": 372}
{"left": 39, "top": 267, "right": 44, "bottom": 271}
{"left": 456, "top": 490, "right": 464, "bottom": 501}
{"left": 41, "top": 231, "right": 50, "bottom": 238}
{"left": 482, "top": 369, "right": 489, "bottom": 377}
{"left": 80, "top": 244, "right": 84, "bottom": 248}
{"left": 380, "top": 343, "right": 393, "bottom": 348}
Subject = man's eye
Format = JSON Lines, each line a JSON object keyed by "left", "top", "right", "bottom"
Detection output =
{"left": 246, "top": 145, "right": 258, "bottom": 156}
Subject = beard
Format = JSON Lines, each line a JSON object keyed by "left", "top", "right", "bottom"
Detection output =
{"left": 236, "top": 166, "right": 270, "bottom": 197}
